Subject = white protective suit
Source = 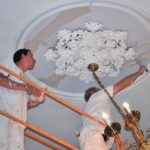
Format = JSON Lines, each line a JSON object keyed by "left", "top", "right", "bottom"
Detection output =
{"left": 0, "top": 59, "right": 45, "bottom": 150}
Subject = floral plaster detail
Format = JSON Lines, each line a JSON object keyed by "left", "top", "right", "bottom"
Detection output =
{"left": 44, "top": 21, "right": 135, "bottom": 82}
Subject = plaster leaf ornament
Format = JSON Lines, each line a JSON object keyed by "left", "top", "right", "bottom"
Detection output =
{"left": 44, "top": 21, "right": 135, "bottom": 82}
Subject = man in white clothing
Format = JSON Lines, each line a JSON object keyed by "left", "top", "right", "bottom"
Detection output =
{"left": 0, "top": 49, "right": 44, "bottom": 150}
{"left": 78, "top": 65, "right": 147, "bottom": 150}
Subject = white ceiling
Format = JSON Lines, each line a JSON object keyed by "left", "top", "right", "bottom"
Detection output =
{"left": 1, "top": 0, "right": 150, "bottom": 150}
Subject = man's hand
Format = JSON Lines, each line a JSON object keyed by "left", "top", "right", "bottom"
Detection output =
{"left": 27, "top": 100, "right": 39, "bottom": 109}
{"left": 27, "top": 95, "right": 45, "bottom": 109}
{"left": 0, "top": 73, "right": 6, "bottom": 85}
{"left": 26, "top": 85, "right": 42, "bottom": 97}
{"left": 139, "top": 65, "right": 148, "bottom": 74}
{"left": 0, "top": 73, "right": 5, "bottom": 79}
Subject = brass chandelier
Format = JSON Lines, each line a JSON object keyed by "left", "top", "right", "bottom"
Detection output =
{"left": 88, "top": 63, "right": 150, "bottom": 150}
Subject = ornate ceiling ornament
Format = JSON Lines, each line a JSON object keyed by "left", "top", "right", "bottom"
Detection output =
{"left": 44, "top": 21, "right": 135, "bottom": 82}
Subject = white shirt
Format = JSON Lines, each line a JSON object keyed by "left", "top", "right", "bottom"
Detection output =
{"left": 82, "top": 86, "right": 113, "bottom": 129}
{"left": 79, "top": 86, "right": 114, "bottom": 150}
{"left": 0, "top": 58, "right": 27, "bottom": 122}
{"left": 0, "top": 59, "right": 27, "bottom": 150}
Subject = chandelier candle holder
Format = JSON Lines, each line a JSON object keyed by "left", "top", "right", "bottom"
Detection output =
{"left": 102, "top": 112, "right": 121, "bottom": 145}
{"left": 123, "top": 102, "right": 150, "bottom": 150}
{"left": 104, "top": 122, "right": 122, "bottom": 145}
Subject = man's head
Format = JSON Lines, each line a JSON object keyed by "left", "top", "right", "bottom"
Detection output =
{"left": 84, "top": 87, "right": 100, "bottom": 102}
{"left": 13, "top": 48, "right": 36, "bottom": 72}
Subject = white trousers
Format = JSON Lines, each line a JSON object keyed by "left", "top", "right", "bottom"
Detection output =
{"left": 0, "top": 115, "right": 25, "bottom": 150}
{"left": 78, "top": 125, "right": 113, "bottom": 150}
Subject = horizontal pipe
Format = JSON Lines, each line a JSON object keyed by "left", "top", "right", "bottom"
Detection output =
{"left": 0, "top": 110, "right": 78, "bottom": 150}
{"left": 25, "top": 131, "right": 61, "bottom": 150}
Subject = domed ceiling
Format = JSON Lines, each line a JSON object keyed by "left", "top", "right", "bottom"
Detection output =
{"left": 15, "top": 1, "right": 150, "bottom": 98}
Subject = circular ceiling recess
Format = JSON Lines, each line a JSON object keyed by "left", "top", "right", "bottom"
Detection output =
{"left": 15, "top": 1, "right": 150, "bottom": 98}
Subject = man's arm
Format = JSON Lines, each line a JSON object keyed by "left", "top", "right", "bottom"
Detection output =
{"left": 0, "top": 73, "right": 41, "bottom": 96}
{"left": 113, "top": 66, "right": 146, "bottom": 95}
{"left": 0, "top": 73, "right": 27, "bottom": 91}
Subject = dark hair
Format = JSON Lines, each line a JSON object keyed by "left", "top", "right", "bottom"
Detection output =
{"left": 84, "top": 87, "right": 100, "bottom": 102}
{"left": 13, "top": 48, "right": 31, "bottom": 64}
